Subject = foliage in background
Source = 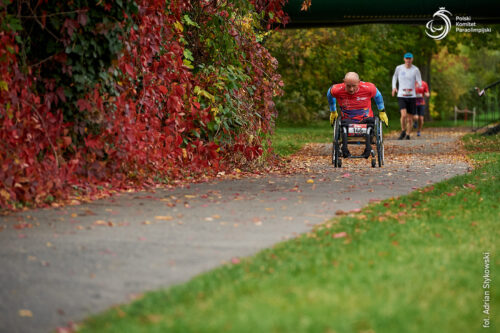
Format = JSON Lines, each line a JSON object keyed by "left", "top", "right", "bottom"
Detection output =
{"left": 0, "top": 0, "right": 288, "bottom": 210}
{"left": 266, "top": 24, "right": 499, "bottom": 124}
{"left": 431, "top": 41, "right": 500, "bottom": 121}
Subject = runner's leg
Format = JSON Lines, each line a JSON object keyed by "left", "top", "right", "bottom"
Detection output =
{"left": 400, "top": 108, "right": 407, "bottom": 132}
{"left": 405, "top": 98, "right": 417, "bottom": 138}
{"left": 416, "top": 105, "right": 425, "bottom": 135}
{"left": 406, "top": 113, "right": 413, "bottom": 136}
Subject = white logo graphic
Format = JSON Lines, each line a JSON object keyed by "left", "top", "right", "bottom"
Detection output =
{"left": 356, "top": 97, "right": 367, "bottom": 101}
{"left": 426, "top": 7, "right": 452, "bottom": 40}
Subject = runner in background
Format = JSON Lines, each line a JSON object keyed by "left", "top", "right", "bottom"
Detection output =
{"left": 392, "top": 53, "right": 422, "bottom": 140}
{"left": 415, "top": 80, "right": 430, "bottom": 137}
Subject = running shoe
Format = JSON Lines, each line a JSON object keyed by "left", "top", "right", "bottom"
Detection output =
{"left": 406, "top": 135, "right": 410, "bottom": 140}
{"left": 398, "top": 131, "right": 406, "bottom": 140}
{"left": 417, "top": 131, "right": 421, "bottom": 137}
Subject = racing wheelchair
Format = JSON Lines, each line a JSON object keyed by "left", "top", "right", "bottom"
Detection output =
{"left": 331, "top": 112, "right": 384, "bottom": 168}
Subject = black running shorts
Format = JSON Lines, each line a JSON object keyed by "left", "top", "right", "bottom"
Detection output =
{"left": 416, "top": 105, "right": 425, "bottom": 116}
{"left": 397, "top": 97, "right": 417, "bottom": 115}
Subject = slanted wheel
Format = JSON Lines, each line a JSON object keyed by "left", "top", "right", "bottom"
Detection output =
{"left": 371, "top": 159, "right": 376, "bottom": 168}
{"left": 332, "top": 118, "right": 341, "bottom": 168}
{"left": 375, "top": 117, "right": 384, "bottom": 167}
{"left": 333, "top": 143, "right": 339, "bottom": 167}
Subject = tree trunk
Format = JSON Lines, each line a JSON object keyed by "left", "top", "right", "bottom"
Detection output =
{"left": 421, "top": 53, "right": 432, "bottom": 121}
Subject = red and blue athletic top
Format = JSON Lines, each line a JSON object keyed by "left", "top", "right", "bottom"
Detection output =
{"left": 415, "top": 80, "right": 429, "bottom": 106}
{"left": 327, "top": 81, "right": 383, "bottom": 122}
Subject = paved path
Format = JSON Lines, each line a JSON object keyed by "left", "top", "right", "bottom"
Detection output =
{"left": 0, "top": 128, "right": 471, "bottom": 333}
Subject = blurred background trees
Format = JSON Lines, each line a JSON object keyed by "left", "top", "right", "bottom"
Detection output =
{"left": 265, "top": 24, "right": 500, "bottom": 124}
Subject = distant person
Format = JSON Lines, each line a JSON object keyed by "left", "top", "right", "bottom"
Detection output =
{"left": 327, "top": 72, "right": 388, "bottom": 158}
{"left": 392, "top": 53, "right": 422, "bottom": 140}
{"left": 414, "top": 80, "right": 430, "bottom": 136}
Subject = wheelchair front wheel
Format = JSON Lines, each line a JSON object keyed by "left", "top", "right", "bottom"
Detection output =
{"left": 332, "top": 117, "right": 342, "bottom": 167}
{"left": 375, "top": 117, "right": 384, "bottom": 167}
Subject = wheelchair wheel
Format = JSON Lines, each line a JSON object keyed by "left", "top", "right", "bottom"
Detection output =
{"left": 375, "top": 117, "right": 384, "bottom": 167}
{"left": 332, "top": 117, "right": 341, "bottom": 167}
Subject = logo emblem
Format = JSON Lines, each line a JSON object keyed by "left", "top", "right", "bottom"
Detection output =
{"left": 426, "top": 7, "right": 452, "bottom": 40}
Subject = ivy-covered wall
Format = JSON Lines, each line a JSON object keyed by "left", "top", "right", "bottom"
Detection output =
{"left": 0, "top": 0, "right": 288, "bottom": 209}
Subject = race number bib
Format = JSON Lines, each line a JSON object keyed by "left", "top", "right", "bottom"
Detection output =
{"left": 348, "top": 124, "right": 368, "bottom": 136}
{"left": 402, "top": 88, "right": 414, "bottom": 97}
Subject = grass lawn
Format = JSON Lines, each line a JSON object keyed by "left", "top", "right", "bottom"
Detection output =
{"left": 271, "top": 120, "right": 332, "bottom": 156}
{"left": 79, "top": 133, "right": 499, "bottom": 333}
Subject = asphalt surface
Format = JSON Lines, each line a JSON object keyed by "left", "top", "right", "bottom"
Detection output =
{"left": 0, "top": 128, "right": 471, "bottom": 333}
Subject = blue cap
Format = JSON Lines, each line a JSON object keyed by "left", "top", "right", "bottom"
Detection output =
{"left": 404, "top": 52, "right": 413, "bottom": 58}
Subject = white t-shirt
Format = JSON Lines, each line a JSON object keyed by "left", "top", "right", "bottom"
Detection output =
{"left": 392, "top": 64, "right": 422, "bottom": 98}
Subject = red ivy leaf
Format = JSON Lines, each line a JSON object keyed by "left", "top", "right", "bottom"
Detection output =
{"left": 158, "top": 85, "right": 168, "bottom": 94}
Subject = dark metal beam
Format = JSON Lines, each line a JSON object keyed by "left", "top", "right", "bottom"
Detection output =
{"left": 284, "top": 0, "right": 500, "bottom": 28}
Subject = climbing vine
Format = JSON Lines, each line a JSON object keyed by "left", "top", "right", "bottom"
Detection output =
{"left": 0, "top": 0, "right": 288, "bottom": 210}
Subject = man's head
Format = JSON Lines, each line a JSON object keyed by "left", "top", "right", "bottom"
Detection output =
{"left": 404, "top": 52, "right": 413, "bottom": 67}
{"left": 343, "top": 72, "right": 360, "bottom": 95}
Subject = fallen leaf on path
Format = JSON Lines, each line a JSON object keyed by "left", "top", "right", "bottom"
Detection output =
{"left": 56, "top": 322, "right": 79, "bottom": 333}
{"left": 14, "top": 223, "right": 33, "bottom": 230}
{"left": 19, "top": 309, "right": 33, "bottom": 317}
{"left": 155, "top": 216, "right": 173, "bottom": 221}
{"left": 307, "top": 179, "right": 314, "bottom": 184}
{"left": 231, "top": 257, "right": 240, "bottom": 264}
{"left": 332, "top": 232, "right": 347, "bottom": 239}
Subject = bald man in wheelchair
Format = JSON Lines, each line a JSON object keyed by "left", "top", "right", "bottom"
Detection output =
{"left": 327, "top": 72, "right": 389, "bottom": 158}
